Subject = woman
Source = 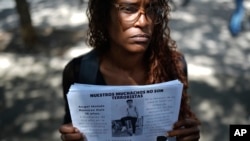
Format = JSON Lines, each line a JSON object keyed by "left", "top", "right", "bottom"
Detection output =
{"left": 59, "top": 0, "right": 200, "bottom": 141}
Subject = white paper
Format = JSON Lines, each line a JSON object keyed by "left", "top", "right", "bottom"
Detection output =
{"left": 67, "top": 79, "right": 183, "bottom": 141}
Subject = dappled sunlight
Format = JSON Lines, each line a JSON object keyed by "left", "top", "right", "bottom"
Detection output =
{"left": 170, "top": 11, "right": 197, "bottom": 23}
{"left": 21, "top": 121, "right": 38, "bottom": 133}
{"left": 198, "top": 100, "right": 224, "bottom": 122}
{"left": 170, "top": 0, "right": 250, "bottom": 141}
{"left": 188, "top": 63, "right": 220, "bottom": 88}
{"left": 0, "top": 55, "right": 12, "bottom": 69}
{"left": 0, "top": 52, "right": 66, "bottom": 140}
{"left": 221, "top": 103, "right": 249, "bottom": 124}
{"left": 32, "top": 4, "right": 88, "bottom": 28}
{"left": 0, "top": 0, "right": 15, "bottom": 10}
{"left": 63, "top": 41, "right": 92, "bottom": 59}
{"left": 225, "top": 47, "right": 247, "bottom": 65}
{"left": 0, "top": 54, "right": 47, "bottom": 79}
{"left": 194, "top": 95, "right": 249, "bottom": 141}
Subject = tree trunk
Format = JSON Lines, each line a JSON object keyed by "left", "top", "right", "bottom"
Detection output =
{"left": 15, "top": 0, "right": 36, "bottom": 46}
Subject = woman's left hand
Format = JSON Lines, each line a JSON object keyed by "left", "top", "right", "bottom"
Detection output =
{"left": 167, "top": 118, "right": 200, "bottom": 141}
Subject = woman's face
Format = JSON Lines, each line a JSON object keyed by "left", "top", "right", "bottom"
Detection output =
{"left": 108, "top": 0, "right": 155, "bottom": 54}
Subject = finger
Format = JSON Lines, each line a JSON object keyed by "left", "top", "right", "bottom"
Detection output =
{"left": 173, "top": 119, "right": 200, "bottom": 129}
{"left": 59, "top": 123, "right": 79, "bottom": 134}
{"left": 177, "top": 134, "right": 200, "bottom": 141}
{"left": 61, "top": 133, "right": 84, "bottom": 141}
{"left": 167, "top": 126, "right": 199, "bottom": 137}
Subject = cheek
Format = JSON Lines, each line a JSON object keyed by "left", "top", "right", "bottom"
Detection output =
{"left": 109, "top": 25, "right": 123, "bottom": 43}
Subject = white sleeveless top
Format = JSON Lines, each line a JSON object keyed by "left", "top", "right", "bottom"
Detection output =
{"left": 127, "top": 106, "right": 138, "bottom": 117}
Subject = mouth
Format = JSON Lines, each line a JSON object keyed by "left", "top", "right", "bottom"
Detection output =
{"left": 130, "top": 34, "right": 150, "bottom": 43}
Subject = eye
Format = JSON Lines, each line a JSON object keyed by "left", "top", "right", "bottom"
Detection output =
{"left": 119, "top": 5, "right": 138, "bottom": 14}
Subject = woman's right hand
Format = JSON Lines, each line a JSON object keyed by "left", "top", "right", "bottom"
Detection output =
{"left": 59, "top": 123, "right": 84, "bottom": 141}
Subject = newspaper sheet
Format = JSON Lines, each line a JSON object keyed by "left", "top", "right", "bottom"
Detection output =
{"left": 67, "top": 79, "right": 183, "bottom": 141}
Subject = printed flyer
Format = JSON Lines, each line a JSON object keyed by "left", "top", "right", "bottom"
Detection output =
{"left": 67, "top": 80, "right": 183, "bottom": 141}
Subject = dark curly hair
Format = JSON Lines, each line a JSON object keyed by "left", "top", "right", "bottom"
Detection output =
{"left": 86, "top": 0, "right": 199, "bottom": 121}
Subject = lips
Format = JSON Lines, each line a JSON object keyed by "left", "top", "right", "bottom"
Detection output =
{"left": 130, "top": 34, "right": 150, "bottom": 43}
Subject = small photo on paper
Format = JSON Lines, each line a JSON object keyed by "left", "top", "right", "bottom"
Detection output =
{"left": 111, "top": 98, "right": 144, "bottom": 137}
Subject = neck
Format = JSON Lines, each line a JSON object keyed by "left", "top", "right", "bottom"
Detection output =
{"left": 106, "top": 47, "right": 145, "bottom": 73}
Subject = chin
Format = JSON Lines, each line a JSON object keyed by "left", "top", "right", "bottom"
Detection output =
{"left": 126, "top": 43, "right": 148, "bottom": 54}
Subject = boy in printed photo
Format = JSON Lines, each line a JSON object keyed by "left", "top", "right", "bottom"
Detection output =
{"left": 120, "top": 99, "right": 138, "bottom": 136}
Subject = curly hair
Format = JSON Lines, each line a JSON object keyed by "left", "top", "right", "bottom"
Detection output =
{"left": 86, "top": 0, "right": 199, "bottom": 121}
{"left": 86, "top": 0, "right": 113, "bottom": 53}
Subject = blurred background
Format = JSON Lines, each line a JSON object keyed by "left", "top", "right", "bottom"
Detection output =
{"left": 0, "top": 0, "right": 249, "bottom": 141}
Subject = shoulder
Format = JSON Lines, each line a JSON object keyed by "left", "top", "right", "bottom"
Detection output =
{"left": 63, "top": 50, "right": 98, "bottom": 74}
{"left": 63, "top": 55, "right": 82, "bottom": 76}
{"left": 62, "top": 50, "right": 96, "bottom": 83}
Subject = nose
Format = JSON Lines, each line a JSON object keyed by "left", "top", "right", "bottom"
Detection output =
{"left": 134, "top": 11, "right": 150, "bottom": 27}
